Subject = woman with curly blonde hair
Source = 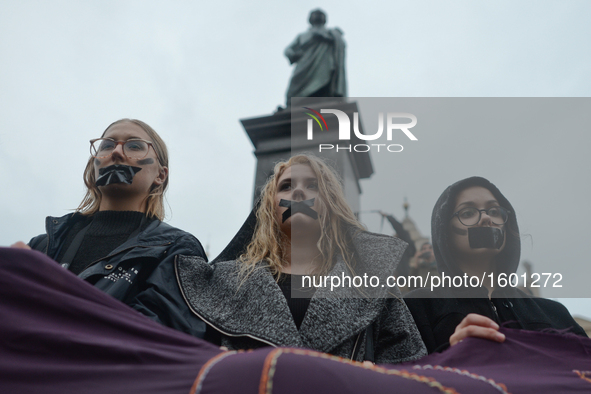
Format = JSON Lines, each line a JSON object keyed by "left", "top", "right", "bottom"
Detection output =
{"left": 175, "top": 154, "right": 426, "bottom": 363}
{"left": 239, "top": 154, "right": 363, "bottom": 280}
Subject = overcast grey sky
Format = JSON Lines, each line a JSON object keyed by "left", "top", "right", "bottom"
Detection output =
{"left": 1, "top": 0, "right": 590, "bottom": 316}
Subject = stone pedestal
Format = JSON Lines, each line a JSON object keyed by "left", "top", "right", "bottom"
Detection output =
{"left": 240, "top": 100, "right": 373, "bottom": 213}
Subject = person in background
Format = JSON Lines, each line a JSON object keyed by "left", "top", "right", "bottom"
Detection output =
{"left": 378, "top": 211, "right": 416, "bottom": 280}
{"left": 12, "top": 118, "right": 207, "bottom": 338}
{"left": 404, "top": 176, "right": 587, "bottom": 353}
{"left": 407, "top": 242, "right": 439, "bottom": 290}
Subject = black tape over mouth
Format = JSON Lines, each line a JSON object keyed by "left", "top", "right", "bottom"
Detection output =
{"left": 96, "top": 165, "right": 142, "bottom": 187}
{"left": 279, "top": 198, "right": 318, "bottom": 223}
{"left": 468, "top": 227, "right": 504, "bottom": 249}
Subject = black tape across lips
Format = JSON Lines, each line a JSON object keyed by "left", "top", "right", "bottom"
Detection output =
{"left": 468, "top": 227, "right": 504, "bottom": 249}
{"left": 279, "top": 198, "right": 318, "bottom": 223}
{"left": 96, "top": 165, "right": 142, "bottom": 187}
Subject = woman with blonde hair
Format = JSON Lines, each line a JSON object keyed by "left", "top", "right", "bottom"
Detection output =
{"left": 20, "top": 118, "right": 207, "bottom": 337}
{"left": 175, "top": 154, "right": 426, "bottom": 363}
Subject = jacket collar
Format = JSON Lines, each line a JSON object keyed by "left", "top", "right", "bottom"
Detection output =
{"left": 44, "top": 212, "right": 168, "bottom": 258}
{"left": 176, "top": 230, "right": 407, "bottom": 353}
{"left": 44, "top": 213, "right": 86, "bottom": 258}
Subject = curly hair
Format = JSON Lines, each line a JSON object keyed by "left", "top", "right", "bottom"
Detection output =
{"left": 76, "top": 119, "right": 169, "bottom": 220}
{"left": 239, "top": 154, "right": 364, "bottom": 280}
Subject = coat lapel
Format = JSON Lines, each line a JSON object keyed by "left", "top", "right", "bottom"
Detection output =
{"left": 299, "top": 231, "right": 406, "bottom": 353}
{"left": 177, "top": 230, "right": 407, "bottom": 353}
{"left": 176, "top": 256, "right": 302, "bottom": 348}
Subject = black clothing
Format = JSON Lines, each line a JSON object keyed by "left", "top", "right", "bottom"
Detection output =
{"left": 276, "top": 274, "right": 315, "bottom": 330}
{"left": 29, "top": 212, "right": 208, "bottom": 338}
{"left": 405, "top": 176, "right": 587, "bottom": 353}
{"left": 59, "top": 211, "right": 146, "bottom": 275}
{"left": 405, "top": 286, "right": 587, "bottom": 353}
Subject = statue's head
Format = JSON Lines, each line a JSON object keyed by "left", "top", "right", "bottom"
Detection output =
{"left": 308, "top": 9, "right": 327, "bottom": 27}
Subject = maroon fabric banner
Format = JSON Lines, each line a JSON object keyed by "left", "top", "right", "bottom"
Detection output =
{"left": 2, "top": 248, "right": 590, "bottom": 394}
{"left": 193, "top": 328, "right": 591, "bottom": 394}
{"left": 0, "top": 248, "right": 222, "bottom": 394}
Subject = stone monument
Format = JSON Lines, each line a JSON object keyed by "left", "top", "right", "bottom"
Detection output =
{"left": 240, "top": 10, "right": 371, "bottom": 211}
{"left": 284, "top": 9, "right": 347, "bottom": 107}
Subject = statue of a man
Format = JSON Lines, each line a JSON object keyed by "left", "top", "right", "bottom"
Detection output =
{"left": 284, "top": 9, "right": 347, "bottom": 107}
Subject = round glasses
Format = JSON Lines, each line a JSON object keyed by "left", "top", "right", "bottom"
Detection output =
{"left": 90, "top": 138, "right": 157, "bottom": 160}
{"left": 453, "top": 206, "right": 510, "bottom": 226}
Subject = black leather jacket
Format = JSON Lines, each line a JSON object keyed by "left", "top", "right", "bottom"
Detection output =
{"left": 29, "top": 212, "right": 208, "bottom": 338}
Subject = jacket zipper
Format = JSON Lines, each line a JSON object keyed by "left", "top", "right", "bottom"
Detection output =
{"left": 350, "top": 331, "right": 362, "bottom": 361}
{"left": 174, "top": 258, "right": 364, "bottom": 357}
{"left": 79, "top": 242, "right": 173, "bottom": 273}
{"left": 174, "top": 257, "right": 278, "bottom": 348}
{"left": 45, "top": 223, "right": 52, "bottom": 255}
{"left": 45, "top": 217, "right": 57, "bottom": 255}
{"left": 490, "top": 300, "right": 500, "bottom": 322}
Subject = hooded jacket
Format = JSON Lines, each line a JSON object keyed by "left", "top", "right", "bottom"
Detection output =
{"left": 29, "top": 212, "right": 208, "bottom": 338}
{"left": 174, "top": 210, "right": 427, "bottom": 364}
{"left": 404, "top": 177, "right": 587, "bottom": 353}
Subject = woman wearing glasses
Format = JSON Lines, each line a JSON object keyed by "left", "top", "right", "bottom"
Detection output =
{"left": 24, "top": 118, "right": 208, "bottom": 338}
{"left": 404, "top": 176, "right": 586, "bottom": 353}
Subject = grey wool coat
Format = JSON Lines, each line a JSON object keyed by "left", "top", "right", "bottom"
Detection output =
{"left": 175, "top": 230, "right": 427, "bottom": 364}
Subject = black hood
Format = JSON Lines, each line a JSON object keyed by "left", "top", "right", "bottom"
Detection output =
{"left": 431, "top": 176, "right": 520, "bottom": 277}
{"left": 211, "top": 203, "right": 259, "bottom": 264}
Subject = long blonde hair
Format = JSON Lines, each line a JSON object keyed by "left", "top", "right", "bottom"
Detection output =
{"left": 76, "top": 119, "right": 169, "bottom": 220}
{"left": 239, "top": 154, "right": 365, "bottom": 279}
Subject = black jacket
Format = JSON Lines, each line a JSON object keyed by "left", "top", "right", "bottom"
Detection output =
{"left": 405, "top": 286, "right": 587, "bottom": 353}
{"left": 404, "top": 177, "right": 587, "bottom": 353}
{"left": 29, "top": 212, "right": 208, "bottom": 338}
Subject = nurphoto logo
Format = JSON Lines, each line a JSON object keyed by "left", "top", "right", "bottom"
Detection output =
{"left": 304, "top": 107, "right": 418, "bottom": 153}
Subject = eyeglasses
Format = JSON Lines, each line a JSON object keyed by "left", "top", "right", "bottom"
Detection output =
{"left": 90, "top": 138, "right": 158, "bottom": 160}
{"left": 453, "top": 206, "right": 510, "bottom": 226}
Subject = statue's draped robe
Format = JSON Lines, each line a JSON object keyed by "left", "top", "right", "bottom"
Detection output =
{"left": 285, "top": 26, "right": 346, "bottom": 105}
